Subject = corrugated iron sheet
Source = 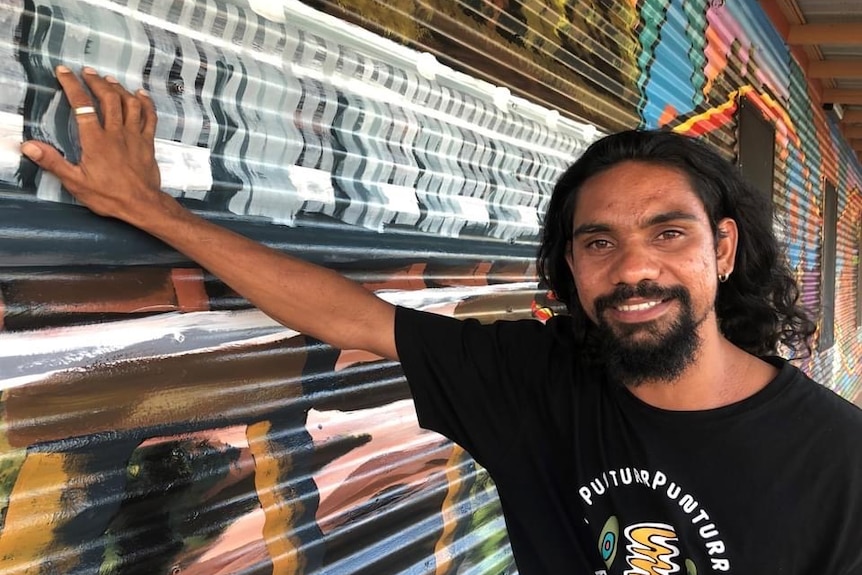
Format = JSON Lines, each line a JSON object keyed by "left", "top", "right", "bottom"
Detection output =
{"left": 310, "top": 0, "right": 642, "bottom": 132}
{"left": 776, "top": 56, "right": 825, "bottom": 359}
{"left": 0, "top": 0, "right": 861, "bottom": 574}
{"left": 0, "top": 1, "right": 590, "bottom": 573}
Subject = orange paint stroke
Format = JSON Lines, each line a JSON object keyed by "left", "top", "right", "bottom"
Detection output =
{"left": 0, "top": 452, "right": 71, "bottom": 574}
{"left": 674, "top": 86, "right": 801, "bottom": 155}
{"left": 248, "top": 420, "right": 306, "bottom": 575}
{"left": 189, "top": 508, "right": 268, "bottom": 572}
{"left": 702, "top": 25, "right": 727, "bottom": 96}
{"left": 673, "top": 89, "right": 741, "bottom": 136}
{"left": 658, "top": 103, "right": 678, "bottom": 128}
{"left": 308, "top": 400, "right": 448, "bottom": 529}
{"left": 321, "top": 441, "right": 451, "bottom": 531}
{"left": 182, "top": 538, "right": 271, "bottom": 575}
{"left": 172, "top": 268, "right": 210, "bottom": 312}
{"left": 434, "top": 445, "right": 468, "bottom": 575}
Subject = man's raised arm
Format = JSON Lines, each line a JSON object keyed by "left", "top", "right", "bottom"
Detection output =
{"left": 20, "top": 66, "right": 398, "bottom": 361}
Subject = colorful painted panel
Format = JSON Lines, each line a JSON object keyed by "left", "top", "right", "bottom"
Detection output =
{"left": 0, "top": 1, "right": 585, "bottom": 573}
{"left": 310, "top": 3, "right": 862, "bottom": 394}
{"left": 1, "top": 0, "right": 861, "bottom": 574}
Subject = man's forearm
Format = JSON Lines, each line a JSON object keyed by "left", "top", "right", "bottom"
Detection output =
{"left": 136, "top": 192, "right": 398, "bottom": 360}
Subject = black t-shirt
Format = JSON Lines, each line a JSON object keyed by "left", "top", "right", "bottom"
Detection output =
{"left": 394, "top": 306, "right": 862, "bottom": 574}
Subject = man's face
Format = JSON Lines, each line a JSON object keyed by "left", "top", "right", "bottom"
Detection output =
{"left": 564, "top": 161, "right": 737, "bottom": 385}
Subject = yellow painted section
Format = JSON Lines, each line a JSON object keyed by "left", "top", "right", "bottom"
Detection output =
{"left": 0, "top": 452, "right": 69, "bottom": 573}
{"left": 0, "top": 392, "right": 12, "bottom": 454}
{"left": 247, "top": 420, "right": 305, "bottom": 575}
{"left": 0, "top": 392, "right": 27, "bottom": 534}
{"left": 434, "top": 445, "right": 466, "bottom": 575}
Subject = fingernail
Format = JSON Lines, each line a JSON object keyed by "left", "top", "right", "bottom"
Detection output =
{"left": 83, "top": 66, "right": 97, "bottom": 75}
{"left": 56, "top": 65, "right": 70, "bottom": 74}
{"left": 21, "top": 142, "right": 43, "bottom": 160}
{"left": 105, "top": 75, "right": 119, "bottom": 84}
{"left": 137, "top": 89, "right": 149, "bottom": 98}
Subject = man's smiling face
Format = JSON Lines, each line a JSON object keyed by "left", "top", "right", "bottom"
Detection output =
{"left": 565, "top": 161, "right": 737, "bottom": 384}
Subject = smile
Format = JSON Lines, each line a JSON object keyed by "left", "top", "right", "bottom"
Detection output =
{"left": 615, "top": 300, "right": 663, "bottom": 312}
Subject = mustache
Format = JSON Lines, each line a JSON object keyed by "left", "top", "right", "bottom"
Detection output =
{"left": 594, "top": 282, "right": 690, "bottom": 314}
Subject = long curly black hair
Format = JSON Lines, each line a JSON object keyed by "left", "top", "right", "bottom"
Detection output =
{"left": 537, "top": 129, "right": 816, "bottom": 358}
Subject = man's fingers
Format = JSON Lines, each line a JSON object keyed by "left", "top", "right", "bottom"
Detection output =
{"left": 105, "top": 77, "right": 144, "bottom": 130}
{"left": 139, "top": 90, "right": 157, "bottom": 139}
{"left": 54, "top": 66, "right": 102, "bottom": 131}
{"left": 125, "top": 96, "right": 143, "bottom": 130}
{"left": 81, "top": 68, "right": 123, "bottom": 131}
{"left": 54, "top": 66, "right": 91, "bottom": 105}
{"left": 21, "top": 141, "right": 79, "bottom": 183}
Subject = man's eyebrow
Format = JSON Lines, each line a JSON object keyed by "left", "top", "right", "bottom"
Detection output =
{"left": 571, "top": 211, "right": 700, "bottom": 237}
{"left": 572, "top": 223, "right": 611, "bottom": 237}
{"left": 646, "top": 210, "right": 700, "bottom": 226}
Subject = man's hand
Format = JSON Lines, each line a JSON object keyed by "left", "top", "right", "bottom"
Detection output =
{"left": 18, "top": 65, "right": 399, "bottom": 360}
{"left": 20, "top": 66, "right": 163, "bottom": 224}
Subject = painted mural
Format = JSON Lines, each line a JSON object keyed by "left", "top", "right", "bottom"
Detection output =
{"left": 0, "top": 0, "right": 860, "bottom": 574}
{"left": 316, "top": 0, "right": 862, "bottom": 387}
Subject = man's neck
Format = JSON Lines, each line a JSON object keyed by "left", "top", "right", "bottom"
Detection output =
{"left": 626, "top": 335, "right": 779, "bottom": 411}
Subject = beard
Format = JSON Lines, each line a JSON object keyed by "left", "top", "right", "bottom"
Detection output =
{"left": 592, "top": 281, "right": 706, "bottom": 387}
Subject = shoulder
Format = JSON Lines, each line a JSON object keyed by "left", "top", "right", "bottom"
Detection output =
{"left": 791, "top": 362, "right": 862, "bottom": 421}
{"left": 775, "top": 358, "right": 860, "bottom": 409}
{"left": 394, "top": 306, "right": 582, "bottom": 384}
{"left": 770, "top": 358, "right": 862, "bottom": 448}
{"left": 395, "top": 305, "right": 576, "bottom": 347}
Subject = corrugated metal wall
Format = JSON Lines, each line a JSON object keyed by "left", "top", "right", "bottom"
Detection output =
{"left": 0, "top": 0, "right": 860, "bottom": 574}
{"left": 0, "top": 1, "right": 590, "bottom": 573}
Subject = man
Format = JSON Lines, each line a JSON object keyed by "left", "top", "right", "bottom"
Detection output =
{"left": 20, "top": 67, "right": 862, "bottom": 574}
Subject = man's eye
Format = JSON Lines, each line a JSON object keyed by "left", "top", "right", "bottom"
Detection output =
{"left": 586, "top": 239, "right": 613, "bottom": 250}
{"left": 657, "top": 230, "right": 683, "bottom": 240}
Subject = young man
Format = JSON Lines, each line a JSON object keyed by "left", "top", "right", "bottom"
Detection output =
{"left": 21, "top": 67, "right": 862, "bottom": 574}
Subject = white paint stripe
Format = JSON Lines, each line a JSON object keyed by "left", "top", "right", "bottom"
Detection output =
{"left": 154, "top": 138, "right": 213, "bottom": 194}
{"left": 78, "top": 0, "right": 284, "bottom": 68}
{"left": 79, "top": 0, "right": 598, "bottom": 159}
{"left": 0, "top": 111, "right": 22, "bottom": 174}
{"left": 0, "top": 281, "right": 539, "bottom": 359}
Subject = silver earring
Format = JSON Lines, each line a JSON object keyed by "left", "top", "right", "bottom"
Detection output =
{"left": 718, "top": 273, "right": 729, "bottom": 283}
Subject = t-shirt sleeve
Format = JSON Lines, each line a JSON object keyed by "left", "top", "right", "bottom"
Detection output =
{"left": 394, "top": 305, "right": 570, "bottom": 468}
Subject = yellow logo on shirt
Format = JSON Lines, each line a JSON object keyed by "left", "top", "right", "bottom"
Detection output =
{"left": 623, "top": 523, "right": 681, "bottom": 575}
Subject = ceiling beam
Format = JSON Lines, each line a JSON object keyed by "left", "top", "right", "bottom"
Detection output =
{"left": 851, "top": 139, "right": 862, "bottom": 151}
{"left": 844, "top": 126, "right": 862, "bottom": 140}
{"left": 823, "top": 89, "right": 862, "bottom": 106}
{"left": 809, "top": 60, "right": 862, "bottom": 78}
{"left": 788, "top": 23, "right": 862, "bottom": 45}
{"left": 843, "top": 110, "right": 862, "bottom": 124}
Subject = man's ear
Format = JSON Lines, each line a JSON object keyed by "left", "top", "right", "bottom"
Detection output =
{"left": 716, "top": 218, "right": 738, "bottom": 277}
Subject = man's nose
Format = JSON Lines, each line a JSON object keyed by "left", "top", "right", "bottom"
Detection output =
{"left": 608, "top": 242, "right": 661, "bottom": 286}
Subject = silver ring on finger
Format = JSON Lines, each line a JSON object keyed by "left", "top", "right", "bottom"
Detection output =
{"left": 74, "top": 106, "right": 97, "bottom": 116}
